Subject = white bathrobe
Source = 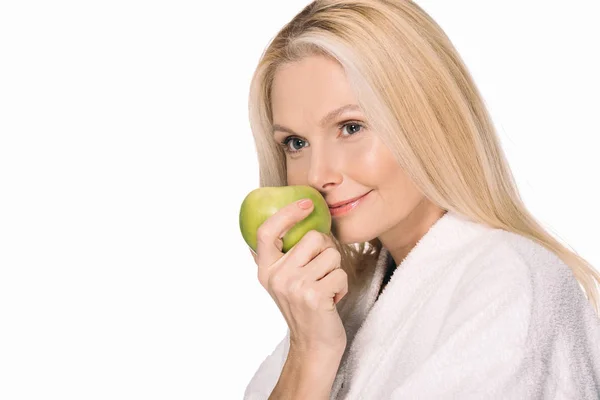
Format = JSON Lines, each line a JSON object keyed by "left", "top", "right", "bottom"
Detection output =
{"left": 244, "top": 211, "right": 600, "bottom": 399}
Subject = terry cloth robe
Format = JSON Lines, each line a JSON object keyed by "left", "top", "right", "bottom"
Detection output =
{"left": 243, "top": 211, "right": 600, "bottom": 399}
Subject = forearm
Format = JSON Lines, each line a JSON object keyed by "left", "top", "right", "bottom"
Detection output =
{"left": 269, "top": 346, "right": 343, "bottom": 400}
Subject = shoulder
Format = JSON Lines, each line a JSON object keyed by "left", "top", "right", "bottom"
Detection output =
{"left": 485, "top": 229, "right": 583, "bottom": 300}
{"left": 450, "top": 229, "right": 535, "bottom": 302}
{"left": 444, "top": 227, "right": 575, "bottom": 329}
{"left": 456, "top": 228, "right": 575, "bottom": 294}
{"left": 455, "top": 228, "right": 596, "bottom": 328}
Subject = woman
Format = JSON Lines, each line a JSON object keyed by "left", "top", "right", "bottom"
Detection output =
{"left": 243, "top": 1, "right": 600, "bottom": 399}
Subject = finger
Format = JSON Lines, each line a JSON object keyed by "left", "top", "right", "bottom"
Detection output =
{"left": 315, "top": 268, "right": 348, "bottom": 309}
{"left": 255, "top": 198, "right": 315, "bottom": 270}
{"left": 284, "top": 230, "right": 337, "bottom": 273}
{"left": 302, "top": 246, "right": 341, "bottom": 283}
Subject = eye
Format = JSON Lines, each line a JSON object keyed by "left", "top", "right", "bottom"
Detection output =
{"left": 280, "top": 137, "right": 307, "bottom": 153}
{"left": 278, "top": 121, "right": 365, "bottom": 155}
{"left": 341, "top": 122, "right": 362, "bottom": 136}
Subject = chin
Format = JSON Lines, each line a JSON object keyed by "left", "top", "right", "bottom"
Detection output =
{"left": 331, "top": 215, "right": 379, "bottom": 246}
{"left": 331, "top": 226, "right": 377, "bottom": 246}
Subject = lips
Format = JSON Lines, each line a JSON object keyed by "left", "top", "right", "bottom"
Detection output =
{"left": 327, "top": 191, "right": 372, "bottom": 208}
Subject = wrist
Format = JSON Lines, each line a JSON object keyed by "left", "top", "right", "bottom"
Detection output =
{"left": 269, "top": 346, "right": 343, "bottom": 400}
{"left": 290, "top": 347, "right": 343, "bottom": 396}
{"left": 288, "top": 344, "right": 344, "bottom": 368}
{"left": 289, "top": 336, "right": 346, "bottom": 359}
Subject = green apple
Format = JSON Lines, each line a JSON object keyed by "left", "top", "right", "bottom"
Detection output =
{"left": 239, "top": 185, "right": 332, "bottom": 253}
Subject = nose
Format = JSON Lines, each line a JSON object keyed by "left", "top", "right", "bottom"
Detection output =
{"left": 306, "top": 144, "right": 342, "bottom": 191}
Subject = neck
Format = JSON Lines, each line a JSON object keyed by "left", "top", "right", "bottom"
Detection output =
{"left": 378, "top": 198, "right": 447, "bottom": 269}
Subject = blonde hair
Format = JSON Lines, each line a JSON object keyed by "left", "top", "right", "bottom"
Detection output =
{"left": 247, "top": 0, "right": 600, "bottom": 315}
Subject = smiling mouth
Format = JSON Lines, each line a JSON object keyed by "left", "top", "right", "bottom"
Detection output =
{"left": 328, "top": 191, "right": 372, "bottom": 209}
{"left": 328, "top": 190, "right": 372, "bottom": 217}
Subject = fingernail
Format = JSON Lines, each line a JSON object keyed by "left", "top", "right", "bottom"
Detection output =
{"left": 298, "top": 199, "right": 313, "bottom": 209}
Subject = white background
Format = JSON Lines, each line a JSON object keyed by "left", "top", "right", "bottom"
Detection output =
{"left": 0, "top": 1, "right": 598, "bottom": 399}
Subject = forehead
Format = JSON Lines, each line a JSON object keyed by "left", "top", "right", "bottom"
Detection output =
{"left": 271, "top": 55, "right": 359, "bottom": 123}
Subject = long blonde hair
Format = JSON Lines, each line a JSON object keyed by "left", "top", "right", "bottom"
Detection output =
{"left": 247, "top": 0, "right": 600, "bottom": 315}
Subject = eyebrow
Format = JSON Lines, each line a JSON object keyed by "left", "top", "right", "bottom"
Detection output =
{"left": 272, "top": 104, "right": 360, "bottom": 136}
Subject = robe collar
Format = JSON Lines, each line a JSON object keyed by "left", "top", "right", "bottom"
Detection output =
{"left": 331, "top": 210, "right": 495, "bottom": 398}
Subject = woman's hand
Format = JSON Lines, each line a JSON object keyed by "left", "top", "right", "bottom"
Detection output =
{"left": 249, "top": 198, "right": 348, "bottom": 355}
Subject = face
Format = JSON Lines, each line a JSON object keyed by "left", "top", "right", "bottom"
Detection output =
{"left": 270, "top": 55, "right": 444, "bottom": 259}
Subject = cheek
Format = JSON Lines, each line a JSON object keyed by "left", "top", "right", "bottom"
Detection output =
{"left": 354, "top": 141, "right": 398, "bottom": 183}
{"left": 285, "top": 159, "right": 308, "bottom": 185}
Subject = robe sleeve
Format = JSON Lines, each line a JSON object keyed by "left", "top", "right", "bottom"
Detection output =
{"left": 243, "top": 329, "right": 290, "bottom": 400}
{"left": 389, "top": 258, "right": 535, "bottom": 399}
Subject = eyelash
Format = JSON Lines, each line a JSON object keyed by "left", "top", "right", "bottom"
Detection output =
{"left": 278, "top": 121, "right": 365, "bottom": 155}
